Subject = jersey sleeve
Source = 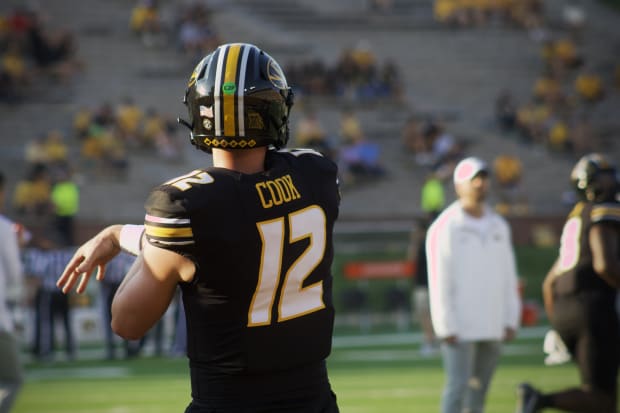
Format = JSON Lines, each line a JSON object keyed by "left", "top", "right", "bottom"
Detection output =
{"left": 143, "top": 186, "right": 196, "bottom": 254}
{"left": 590, "top": 202, "right": 620, "bottom": 224}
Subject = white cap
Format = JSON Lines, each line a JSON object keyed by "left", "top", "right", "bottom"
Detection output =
{"left": 453, "top": 157, "right": 489, "bottom": 184}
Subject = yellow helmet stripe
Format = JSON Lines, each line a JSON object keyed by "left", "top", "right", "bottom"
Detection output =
{"left": 222, "top": 44, "right": 242, "bottom": 137}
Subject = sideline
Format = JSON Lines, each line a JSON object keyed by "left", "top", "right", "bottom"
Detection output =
{"left": 333, "top": 325, "right": 549, "bottom": 348}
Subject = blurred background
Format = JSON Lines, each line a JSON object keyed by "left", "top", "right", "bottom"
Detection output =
{"left": 1, "top": 0, "right": 619, "bottom": 358}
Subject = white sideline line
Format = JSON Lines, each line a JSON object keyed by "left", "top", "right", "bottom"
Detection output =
{"left": 332, "top": 326, "right": 549, "bottom": 348}
{"left": 27, "top": 367, "right": 131, "bottom": 381}
{"left": 332, "top": 343, "right": 543, "bottom": 362}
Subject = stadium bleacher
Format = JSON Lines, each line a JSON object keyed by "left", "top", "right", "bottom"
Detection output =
{"left": 1, "top": 0, "right": 618, "bottom": 230}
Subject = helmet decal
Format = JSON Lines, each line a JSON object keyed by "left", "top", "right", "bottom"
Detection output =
{"left": 188, "top": 56, "right": 208, "bottom": 88}
{"left": 267, "top": 58, "right": 287, "bottom": 89}
{"left": 222, "top": 82, "right": 237, "bottom": 95}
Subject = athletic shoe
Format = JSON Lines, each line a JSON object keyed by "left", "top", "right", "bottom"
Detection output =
{"left": 515, "top": 382, "right": 541, "bottom": 413}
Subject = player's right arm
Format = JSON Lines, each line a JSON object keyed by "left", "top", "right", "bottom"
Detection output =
{"left": 589, "top": 222, "right": 620, "bottom": 288}
{"left": 111, "top": 241, "right": 194, "bottom": 339}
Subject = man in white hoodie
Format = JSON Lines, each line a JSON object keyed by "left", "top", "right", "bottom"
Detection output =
{"left": 426, "top": 156, "right": 521, "bottom": 413}
{"left": 0, "top": 171, "right": 25, "bottom": 413}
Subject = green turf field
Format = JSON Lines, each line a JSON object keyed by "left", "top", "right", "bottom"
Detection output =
{"left": 13, "top": 328, "right": 581, "bottom": 413}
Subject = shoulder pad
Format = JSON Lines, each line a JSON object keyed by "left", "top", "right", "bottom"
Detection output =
{"left": 278, "top": 148, "right": 324, "bottom": 158}
{"left": 591, "top": 202, "right": 620, "bottom": 224}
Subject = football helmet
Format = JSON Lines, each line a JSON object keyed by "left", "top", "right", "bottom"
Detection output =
{"left": 178, "top": 43, "right": 294, "bottom": 153}
{"left": 570, "top": 153, "right": 618, "bottom": 202}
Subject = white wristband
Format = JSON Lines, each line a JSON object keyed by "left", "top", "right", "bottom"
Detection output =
{"left": 119, "top": 224, "right": 145, "bottom": 256}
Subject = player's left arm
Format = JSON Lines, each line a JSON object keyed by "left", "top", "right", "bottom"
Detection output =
{"left": 589, "top": 222, "right": 620, "bottom": 288}
{"left": 111, "top": 242, "right": 195, "bottom": 340}
{"left": 542, "top": 258, "right": 560, "bottom": 319}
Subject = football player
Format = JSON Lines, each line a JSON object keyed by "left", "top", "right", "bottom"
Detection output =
{"left": 57, "top": 43, "right": 340, "bottom": 413}
{"left": 516, "top": 153, "right": 620, "bottom": 413}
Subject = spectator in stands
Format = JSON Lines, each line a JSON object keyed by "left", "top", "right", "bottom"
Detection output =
{"left": 561, "top": 4, "right": 586, "bottom": 41}
{"left": 129, "top": 0, "right": 166, "bottom": 48}
{"left": 142, "top": 108, "right": 181, "bottom": 161}
{"left": 339, "top": 123, "right": 385, "bottom": 185}
{"left": 116, "top": 96, "right": 144, "bottom": 147}
{"left": 72, "top": 106, "right": 92, "bottom": 140}
{"left": 1, "top": 42, "right": 31, "bottom": 92}
{"left": 176, "top": 3, "right": 220, "bottom": 61}
{"left": 402, "top": 115, "right": 433, "bottom": 165}
{"left": 43, "top": 130, "right": 69, "bottom": 169}
{"left": 546, "top": 116, "right": 569, "bottom": 153}
{"left": 339, "top": 108, "right": 363, "bottom": 146}
{"left": 542, "top": 37, "right": 582, "bottom": 78}
{"left": 423, "top": 119, "right": 463, "bottom": 174}
{"left": 532, "top": 70, "right": 563, "bottom": 107}
{"left": 568, "top": 112, "right": 598, "bottom": 157}
{"left": 12, "top": 163, "right": 52, "bottom": 217}
{"left": 574, "top": 69, "right": 605, "bottom": 103}
{"left": 427, "top": 156, "right": 521, "bottom": 413}
{"left": 26, "top": 11, "right": 82, "bottom": 82}
{"left": 515, "top": 100, "right": 551, "bottom": 145}
{"left": 294, "top": 108, "right": 334, "bottom": 159}
{"left": 380, "top": 59, "right": 404, "bottom": 101}
{"left": 495, "top": 89, "right": 517, "bottom": 132}
{"left": 24, "top": 135, "right": 50, "bottom": 165}
{"left": 492, "top": 154, "right": 527, "bottom": 216}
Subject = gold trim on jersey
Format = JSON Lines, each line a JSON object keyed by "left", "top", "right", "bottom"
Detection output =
{"left": 568, "top": 201, "right": 585, "bottom": 218}
{"left": 591, "top": 203, "right": 620, "bottom": 222}
{"left": 145, "top": 224, "right": 193, "bottom": 238}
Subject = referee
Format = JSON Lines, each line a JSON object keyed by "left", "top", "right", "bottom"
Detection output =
{"left": 24, "top": 244, "right": 76, "bottom": 361}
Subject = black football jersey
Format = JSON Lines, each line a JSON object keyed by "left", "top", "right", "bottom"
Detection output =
{"left": 143, "top": 149, "right": 339, "bottom": 375}
{"left": 553, "top": 200, "right": 620, "bottom": 297}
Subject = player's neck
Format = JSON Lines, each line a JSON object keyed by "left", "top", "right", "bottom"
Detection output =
{"left": 212, "top": 147, "right": 267, "bottom": 174}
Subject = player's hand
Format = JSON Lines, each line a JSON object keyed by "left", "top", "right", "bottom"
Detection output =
{"left": 443, "top": 335, "right": 458, "bottom": 345}
{"left": 503, "top": 327, "right": 516, "bottom": 342}
{"left": 57, "top": 225, "right": 123, "bottom": 294}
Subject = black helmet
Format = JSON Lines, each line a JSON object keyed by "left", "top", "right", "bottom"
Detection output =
{"left": 570, "top": 153, "right": 618, "bottom": 202}
{"left": 178, "top": 43, "right": 294, "bottom": 153}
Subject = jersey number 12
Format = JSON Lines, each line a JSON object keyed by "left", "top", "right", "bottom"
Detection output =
{"left": 248, "top": 205, "right": 326, "bottom": 327}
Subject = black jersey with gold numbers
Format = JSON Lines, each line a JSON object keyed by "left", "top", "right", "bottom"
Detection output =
{"left": 143, "top": 149, "right": 339, "bottom": 397}
{"left": 553, "top": 200, "right": 620, "bottom": 298}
